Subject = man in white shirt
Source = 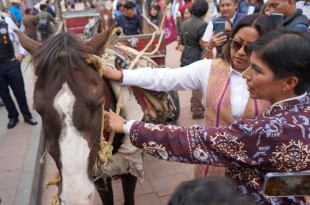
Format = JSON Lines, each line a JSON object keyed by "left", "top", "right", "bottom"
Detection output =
{"left": 202, "top": 0, "right": 245, "bottom": 53}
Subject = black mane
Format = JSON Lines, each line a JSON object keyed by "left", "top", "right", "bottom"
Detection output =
{"left": 31, "top": 33, "right": 93, "bottom": 78}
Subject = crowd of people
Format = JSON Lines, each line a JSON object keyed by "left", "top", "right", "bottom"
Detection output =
{"left": 1, "top": 0, "right": 310, "bottom": 203}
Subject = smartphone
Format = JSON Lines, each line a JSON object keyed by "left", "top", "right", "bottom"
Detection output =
{"left": 270, "top": 13, "right": 283, "bottom": 28}
{"left": 247, "top": 5, "right": 255, "bottom": 15}
{"left": 262, "top": 172, "right": 310, "bottom": 197}
{"left": 213, "top": 21, "right": 226, "bottom": 34}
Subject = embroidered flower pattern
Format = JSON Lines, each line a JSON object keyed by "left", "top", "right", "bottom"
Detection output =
{"left": 263, "top": 117, "right": 285, "bottom": 138}
{"left": 210, "top": 132, "right": 247, "bottom": 162}
{"left": 270, "top": 140, "right": 310, "bottom": 171}
{"left": 144, "top": 123, "right": 164, "bottom": 131}
{"left": 227, "top": 165, "right": 260, "bottom": 188}
{"left": 238, "top": 123, "right": 261, "bottom": 136}
{"left": 193, "top": 148, "right": 208, "bottom": 162}
{"left": 142, "top": 141, "right": 168, "bottom": 160}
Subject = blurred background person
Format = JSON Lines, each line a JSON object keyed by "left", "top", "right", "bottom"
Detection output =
{"left": 115, "top": 1, "right": 141, "bottom": 35}
{"left": 268, "top": 0, "right": 308, "bottom": 31}
{"left": 9, "top": 0, "right": 23, "bottom": 28}
{"left": 37, "top": 4, "right": 56, "bottom": 41}
{"left": 238, "top": 0, "right": 264, "bottom": 14}
{"left": 149, "top": 5, "right": 160, "bottom": 26}
{"left": 0, "top": 7, "right": 10, "bottom": 17}
{"left": 296, "top": 0, "right": 310, "bottom": 23}
{"left": 0, "top": 14, "right": 37, "bottom": 129}
{"left": 202, "top": 16, "right": 232, "bottom": 59}
{"left": 23, "top": 8, "right": 38, "bottom": 41}
{"left": 179, "top": 0, "right": 208, "bottom": 119}
{"left": 202, "top": 0, "right": 246, "bottom": 58}
{"left": 45, "top": 0, "right": 56, "bottom": 18}
{"left": 113, "top": 2, "right": 124, "bottom": 18}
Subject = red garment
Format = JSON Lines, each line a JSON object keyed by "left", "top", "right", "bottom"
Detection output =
{"left": 178, "top": 2, "right": 192, "bottom": 20}
{"left": 129, "top": 93, "right": 310, "bottom": 204}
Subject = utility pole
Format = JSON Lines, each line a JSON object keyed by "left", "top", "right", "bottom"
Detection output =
{"left": 55, "top": 0, "right": 63, "bottom": 21}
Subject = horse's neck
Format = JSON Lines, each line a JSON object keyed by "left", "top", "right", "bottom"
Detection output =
{"left": 102, "top": 77, "right": 117, "bottom": 112}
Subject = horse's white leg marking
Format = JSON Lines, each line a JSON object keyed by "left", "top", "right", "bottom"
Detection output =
{"left": 54, "top": 83, "right": 95, "bottom": 205}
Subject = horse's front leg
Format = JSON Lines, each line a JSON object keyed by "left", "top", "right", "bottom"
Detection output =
{"left": 121, "top": 173, "right": 137, "bottom": 205}
{"left": 94, "top": 177, "right": 114, "bottom": 205}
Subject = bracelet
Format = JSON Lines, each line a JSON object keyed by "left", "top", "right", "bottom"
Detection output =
{"left": 119, "top": 69, "right": 124, "bottom": 83}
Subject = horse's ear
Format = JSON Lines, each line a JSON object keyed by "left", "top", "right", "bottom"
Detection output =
{"left": 86, "top": 22, "right": 117, "bottom": 55}
{"left": 14, "top": 29, "right": 41, "bottom": 53}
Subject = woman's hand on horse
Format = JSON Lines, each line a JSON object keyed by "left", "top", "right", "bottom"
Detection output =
{"left": 104, "top": 109, "right": 125, "bottom": 133}
{"left": 102, "top": 65, "right": 123, "bottom": 81}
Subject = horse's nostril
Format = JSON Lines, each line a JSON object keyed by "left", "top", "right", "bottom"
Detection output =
{"left": 88, "top": 192, "right": 94, "bottom": 204}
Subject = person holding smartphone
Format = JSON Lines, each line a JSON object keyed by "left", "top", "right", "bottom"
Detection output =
{"left": 202, "top": 17, "right": 232, "bottom": 59}
{"left": 268, "top": 0, "right": 308, "bottom": 31}
{"left": 202, "top": 0, "right": 246, "bottom": 58}
{"left": 104, "top": 29, "right": 310, "bottom": 205}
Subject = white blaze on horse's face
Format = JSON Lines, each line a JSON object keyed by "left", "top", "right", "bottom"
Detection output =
{"left": 54, "top": 83, "right": 96, "bottom": 205}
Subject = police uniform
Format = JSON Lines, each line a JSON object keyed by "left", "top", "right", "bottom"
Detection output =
{"left": 0, "top": 15, "right": 37, "bottom": 129}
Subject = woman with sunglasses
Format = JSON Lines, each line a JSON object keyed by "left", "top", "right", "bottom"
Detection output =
{"left": 105, "top": 29, "right": 310, "bottom": 204}
{"left": 102, "top": 14, "right": 276, "bottom": 177}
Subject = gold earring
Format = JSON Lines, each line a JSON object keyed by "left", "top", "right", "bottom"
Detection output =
{"left": 283, "top": 88, "right": 286, "bottom": 93}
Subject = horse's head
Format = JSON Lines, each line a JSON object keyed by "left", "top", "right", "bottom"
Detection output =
{"left": 96, "top": 5, "right": 113, "bottom": 33}
{"left": 15, "top": 25, "right": 115, "bottom": 204}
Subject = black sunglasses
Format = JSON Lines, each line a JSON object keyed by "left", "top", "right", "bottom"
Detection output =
{"left": 230, "top": 39, "right": 252, "bottom": 55}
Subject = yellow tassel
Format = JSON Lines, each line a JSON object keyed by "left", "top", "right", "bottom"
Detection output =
{"left": 86, "top": 55, "right": 103, "bottom": 76}
{"left": 46, "top": 172, "right": 61, "bottom": 188}
{"left": 45, "top": 172, "right": 61, "bottom": 205}
{"left": 50, "top": 188, "right": 60, "bottom": 205}
{"left": 98, "top": 140, "right": 113, "bottom": 168}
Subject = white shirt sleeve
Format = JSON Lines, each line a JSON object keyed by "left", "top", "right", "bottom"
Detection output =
{"left": 123, "top": 120, "right": 136, "bottom": 135}
{"left": 202, "top": 21, "right": 214, "bottom": 43}
{"left": 5, "top": 16, "right": 26, "bottom": 56}
{"left": 122, "top": 59, "right": 212, "bottom": 107}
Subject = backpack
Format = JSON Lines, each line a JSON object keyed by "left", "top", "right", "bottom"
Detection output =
{"left": 38, "top": 16, "right": 48, "bottom": 35}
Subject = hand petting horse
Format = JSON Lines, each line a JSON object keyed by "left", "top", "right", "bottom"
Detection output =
{"left": 14, "top": 25, "right": 142, "bottom": 205}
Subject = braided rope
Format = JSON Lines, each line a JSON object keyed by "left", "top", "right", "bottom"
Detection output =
{"left": 45, "top": 172, "right": 61, "bottom": 205}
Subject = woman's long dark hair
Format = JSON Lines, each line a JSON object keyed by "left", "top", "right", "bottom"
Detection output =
{"left": 221, "top": 14, "right": 277, "bottom": 63}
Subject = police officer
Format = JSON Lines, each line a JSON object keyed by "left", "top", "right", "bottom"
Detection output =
{"left": 0, "top": 15, "right": 37, "bottom": 129}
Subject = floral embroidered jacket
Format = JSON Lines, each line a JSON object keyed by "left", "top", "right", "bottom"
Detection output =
{"left": 129, "top": 93, "right": 310, "bottom": 205}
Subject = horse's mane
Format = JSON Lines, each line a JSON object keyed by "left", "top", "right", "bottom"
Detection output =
{"left": 31, "top": 33, "right": 94, "bottom": 77}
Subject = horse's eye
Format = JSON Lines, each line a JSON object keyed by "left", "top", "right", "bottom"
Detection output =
{"left": 97, "top": 103, "right": 102, "bottom": 110}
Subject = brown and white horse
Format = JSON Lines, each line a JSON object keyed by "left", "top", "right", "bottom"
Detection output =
{"left": 15, "top": 27, "right": 137, "bottom": 205}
